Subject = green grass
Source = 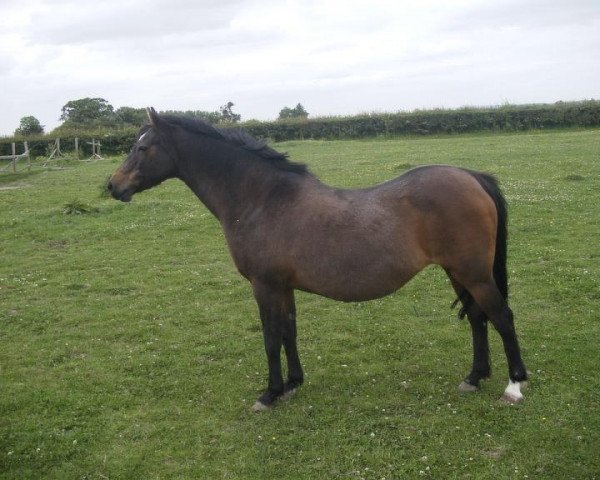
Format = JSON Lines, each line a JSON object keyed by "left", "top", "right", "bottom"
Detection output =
{"left": 1, "top": 130, "right": 599, "bottom": 479}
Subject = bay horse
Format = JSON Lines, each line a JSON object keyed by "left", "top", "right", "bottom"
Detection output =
{"left": 108, "top": 108, "right": 528, "bottom": 412}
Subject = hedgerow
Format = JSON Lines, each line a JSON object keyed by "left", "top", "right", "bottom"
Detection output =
{"left": 244, "top": 100, "right": 600, "bottom": 141}
{"left": 2, "top": 100, "right": 598, "bottom": 157}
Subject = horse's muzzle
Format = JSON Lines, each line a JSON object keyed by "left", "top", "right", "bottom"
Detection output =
{"left": 107, "top": 180, "right": 133, "bottom": 202}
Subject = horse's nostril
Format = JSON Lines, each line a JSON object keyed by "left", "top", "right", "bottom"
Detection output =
{"left": 107, "top": 181, "right": 113, "bottom": 191}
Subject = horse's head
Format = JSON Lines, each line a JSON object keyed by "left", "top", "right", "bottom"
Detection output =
{"left": 107, "top": 108, "right": 177, "bottom": 202}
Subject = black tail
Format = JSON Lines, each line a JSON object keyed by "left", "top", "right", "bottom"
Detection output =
{"left": 454, "top": 170, "right": 509, "bottom": 319}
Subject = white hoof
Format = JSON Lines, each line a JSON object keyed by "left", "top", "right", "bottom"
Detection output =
{"left": 458, "top": 381, "right": 479, "bottom": 393}
{"left": 501, "top": 380, "right": 524, "bottom": 404}
{"left": 251, "top": 401, "right": 271, "bottom": 413}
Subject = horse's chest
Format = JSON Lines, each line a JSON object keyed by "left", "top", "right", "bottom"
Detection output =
{"left": 224, "top": 225, "right": 284, "bottom": 279}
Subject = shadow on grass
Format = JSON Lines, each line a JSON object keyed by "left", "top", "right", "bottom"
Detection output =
{"left": 563, "top": 174, "right": 586, "bottom": 181}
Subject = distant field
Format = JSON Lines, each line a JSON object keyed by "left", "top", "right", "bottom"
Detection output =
{"left": 1, "top": 130, "right": 599, "bottom": 479}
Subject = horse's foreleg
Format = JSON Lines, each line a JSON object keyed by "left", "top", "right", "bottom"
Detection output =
{"left": 251, "top": 282, "right": 297, "bottom": 411}
{"left": 281, "top": 295, "right": 303, "bottom": 399}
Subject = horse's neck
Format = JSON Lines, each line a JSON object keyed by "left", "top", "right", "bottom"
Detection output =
{"left": 174, "top": 139, "right": 281, "bottom": 223}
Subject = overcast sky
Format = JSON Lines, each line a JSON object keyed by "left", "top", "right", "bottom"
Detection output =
{"left": 1, "top": 0, "right": 599, "bottom": 135}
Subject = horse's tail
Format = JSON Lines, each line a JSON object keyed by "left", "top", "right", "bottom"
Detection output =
{"left": 453, "top": 170, "right": 509, "bottom": 319}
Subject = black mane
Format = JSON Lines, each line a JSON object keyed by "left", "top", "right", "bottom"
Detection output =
{"left": 159, "top": 114, "right": 309, "bottom": 175}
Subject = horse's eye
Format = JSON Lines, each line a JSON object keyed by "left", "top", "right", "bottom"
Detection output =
{"left": 138, "top": 145, "right": 148, "bottom": 152}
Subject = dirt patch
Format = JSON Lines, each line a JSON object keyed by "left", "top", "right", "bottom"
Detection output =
{"left": 0, "top": 183, "right": 30, "bottom": 191}
{"left": 481, "top": 446, "right": 506, "bottom": 459}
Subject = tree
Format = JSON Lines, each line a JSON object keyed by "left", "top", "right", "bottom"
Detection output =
{"left": 219, "top": 101, "right": 241, "bottom": 123}
{"left": 115, "top": 106, "right": 148, "bottom": 127}
{"left": 15, "top": 116, "right": 44, "bottom": 136}
{"left": 59, "top": 97, "right": 117, "bottom": 128}
{"left": 278, "top": 103, "right": 309, "bottom": 120}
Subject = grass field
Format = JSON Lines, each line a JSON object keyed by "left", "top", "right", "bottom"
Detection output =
{"left": 1, "top": 130, "right": 599, "bottom": 479}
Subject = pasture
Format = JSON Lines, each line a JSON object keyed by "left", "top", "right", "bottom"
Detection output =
{"left": 1, "top": 129, "right": 599, "bottom": 479}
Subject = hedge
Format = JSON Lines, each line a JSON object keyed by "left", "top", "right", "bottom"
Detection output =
{"left": 2, "top": 101, "right": 599, "bottom": 157}
{"left": 244, "top": 100, "right": 600, "bottom": 141}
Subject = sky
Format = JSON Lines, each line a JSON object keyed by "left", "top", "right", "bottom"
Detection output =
{"left": 1, "top": 0, "right": 599, "bottom": 135}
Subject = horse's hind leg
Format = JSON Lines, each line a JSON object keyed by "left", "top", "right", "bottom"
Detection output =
{"left": 465, "top": 280, "right": 528, "bottom": 403}
{"left": 447, "top": 273, "right": 491, "bottom": 391}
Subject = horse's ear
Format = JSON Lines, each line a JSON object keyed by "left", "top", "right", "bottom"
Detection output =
{"left": 146, "top": 107, "right": 174, "bottom": 134}
{"left": 147, "top": 107, "right": 160, "bottom": 127}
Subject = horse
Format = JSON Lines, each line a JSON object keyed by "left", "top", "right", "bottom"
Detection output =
{"left": 108, "top": 108, "right": 528, "bottom": 412}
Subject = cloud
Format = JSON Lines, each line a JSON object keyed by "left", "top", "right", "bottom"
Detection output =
{"left": 1, "top": 0, "right": 599, "bottom": 135}
{"left": 28, "top": 0, "right": 245, "bottom": 45}
{"left": 447, "top": 0, "right": 600, "bottom": 31}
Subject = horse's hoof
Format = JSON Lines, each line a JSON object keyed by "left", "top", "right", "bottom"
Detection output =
{"left": 251, "top": 400, "right": 272, "bottom": 412}
{"left": 280, "top": 388, "right": 297, "bottom": 401}
{"left": 458, "top": 381, "right": 479, "bottom": 392}
{"left": 500, "top": 380, "right": 524, "bottom": 404}
{"left": 500, "top": 392, "right": 524, "bottom": 404}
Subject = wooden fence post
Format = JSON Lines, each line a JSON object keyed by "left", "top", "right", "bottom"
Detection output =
{"left": 0, "top": 143, "right": 31, "bottom": 174}
{"left": 87, "top": 139, "right": 103, "bottom": 159}
{"left": 24, "top": 141, "right": 30, "bottom": 171}
{"left": 48, "top": 138, "right": 62, "bottom": 160}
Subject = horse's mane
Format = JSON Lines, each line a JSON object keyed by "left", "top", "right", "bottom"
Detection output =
{"left": 159, "top": 114, "right": 309, "bottom": 175}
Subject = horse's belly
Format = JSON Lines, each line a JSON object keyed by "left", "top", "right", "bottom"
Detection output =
{"left": 304, "top": 283, "right": 400, "bottom": 303}
{"left": 292, "top": 258, "right": 419, "bottom": 302}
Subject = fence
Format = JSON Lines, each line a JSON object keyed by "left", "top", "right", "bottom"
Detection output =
{"left": 44, "top": 137, "right": 102, "bottom": 160}
{"left": 0, "top": 137, "right": 108, "bottom": 173}
{"left": 0, "top": 142, "right": 30, "bottom": 173}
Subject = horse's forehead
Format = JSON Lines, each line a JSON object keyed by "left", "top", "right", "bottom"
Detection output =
{"left": 138, "top": 130, "right": 151, "bottom": 142}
